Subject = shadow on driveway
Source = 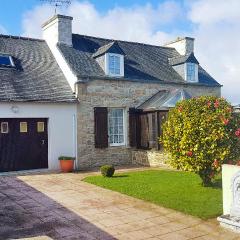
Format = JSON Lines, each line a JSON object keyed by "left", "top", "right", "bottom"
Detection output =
{"left": 0, "top": 176, "right": 116, "bottom": 240}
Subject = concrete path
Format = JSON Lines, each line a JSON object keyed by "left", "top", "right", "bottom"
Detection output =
{"left": 0, "top": 171, "right": 239, "bottom": 240}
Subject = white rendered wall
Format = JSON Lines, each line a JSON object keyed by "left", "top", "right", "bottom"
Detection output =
{"left": 222, "top": 164, "right": 240, "bottom": 214}
{"left": 42, "top": 16, "right": 78, "bottom": 91}
{"left": 0, "top": 102, "right": 77, "bottom": 170}
{"left": 46, "top": 42, "right": 78, "bottom": 92}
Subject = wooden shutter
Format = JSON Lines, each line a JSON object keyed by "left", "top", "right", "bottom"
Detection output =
{"left": 129, "top": 108, "right": 137, "bottom": 147}
{"left": 94, "top": 107, "right": 108, "bottom": 148}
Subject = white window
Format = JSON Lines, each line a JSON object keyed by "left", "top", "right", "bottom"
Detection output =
{"left": 1, "top": 122, "right": 8, "bottom": 134}
{"left": 186, "top": 63, "right": 196, "bottom": 82}
{"left": 109, "top": 54, "right": 120, "bottom": 75}
{"left": 108, "top": 108, "right": 125, "bottom": 146}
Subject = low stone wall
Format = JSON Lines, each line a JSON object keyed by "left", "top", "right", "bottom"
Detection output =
{"left": 132, "top": 149, "right": 169, "bottom": 167}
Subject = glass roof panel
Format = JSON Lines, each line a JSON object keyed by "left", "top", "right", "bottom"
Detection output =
{"left": 0, "top": 55, "right": 13, "bottom": 67}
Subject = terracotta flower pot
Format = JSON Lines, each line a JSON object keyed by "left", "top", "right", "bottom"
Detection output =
{"left": 59, "top": 159, "right": 74, "bottom": 173}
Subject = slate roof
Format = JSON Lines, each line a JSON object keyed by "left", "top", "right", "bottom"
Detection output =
{"left": 137, "top": 88, "right": 192, "bottom": 111}
{"left": 92, "top": 41, "right": 125, "bottom": 58}
{"left": 169, "top": 52, "right": 199, "bottom": 66}
{"left": 58, "top": 34, "right": 220, "bottom": 87}
{"left": 0, "top": 34, "right": 76, "bottom": 103}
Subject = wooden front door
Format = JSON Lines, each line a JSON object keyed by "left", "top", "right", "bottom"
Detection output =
{"left": 0, "top": 118, "right": 48, "bottom": 172}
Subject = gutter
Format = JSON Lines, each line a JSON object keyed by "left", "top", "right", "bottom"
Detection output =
{"left": 76, "top": 75, "right": 222, "bottom": 88}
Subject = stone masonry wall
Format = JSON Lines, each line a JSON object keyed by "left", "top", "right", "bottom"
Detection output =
{"left": 76, "top": 79, "right": 221, "bottom": 169}
{"left": 132, "top": 150, "right": 169, "bottom": 167}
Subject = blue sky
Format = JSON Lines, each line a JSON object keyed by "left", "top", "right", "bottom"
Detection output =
{"left": 0, "top": 0, "right": 240, "bottom": 104}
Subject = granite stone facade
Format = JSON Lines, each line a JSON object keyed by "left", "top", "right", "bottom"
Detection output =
{"left": 76, "top": 79, "right": 221, "bottom": 169}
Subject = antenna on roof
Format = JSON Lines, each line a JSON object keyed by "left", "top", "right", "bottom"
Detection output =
{"left": 39, "top": 0, "right": 71, "bottom": 14}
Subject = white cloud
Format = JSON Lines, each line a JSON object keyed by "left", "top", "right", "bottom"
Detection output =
{"left": 22, "top": 4, "right": 54, "bottom": 38}
{"left": 188, "top": 0, "right": 240, "bottom": 104}
{"left": 21, "top": 0, "right": 240, "bottom": 104}
{"left": 21, "top": 0, "right": 181, "bottom": 44}
{"left": 189, "top": 0, "right": 240, "bottom": 25}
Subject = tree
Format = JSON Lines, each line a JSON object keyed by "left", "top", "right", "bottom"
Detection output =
{"left": 162, "top": 96, "right": 240, "bottom": 186}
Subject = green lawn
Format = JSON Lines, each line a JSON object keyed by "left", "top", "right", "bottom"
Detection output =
{"left": 83, "top": 170, "right": 222, "bottom": 219}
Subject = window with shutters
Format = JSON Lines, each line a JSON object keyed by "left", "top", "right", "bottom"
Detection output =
{"left": 108, "top": 108, "right": 125, "bottom": 146}
{"left": 94, "top": 107, "right": 108, "bottom": 148}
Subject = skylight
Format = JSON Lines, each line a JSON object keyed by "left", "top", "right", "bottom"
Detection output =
{"left": 0, "top": 55, "right": 14, "bottom": 67}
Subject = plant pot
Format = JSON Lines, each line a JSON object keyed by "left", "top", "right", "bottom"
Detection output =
{"left": 59, "top": 159, "right": 74, "bottom": 173}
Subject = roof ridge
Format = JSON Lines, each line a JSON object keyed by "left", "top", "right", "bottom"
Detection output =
{"left": 72, "top": 33, "right": 175, "bottom": 50}
{"left": 0, "top": 34, "right": 45, "bottom": 42}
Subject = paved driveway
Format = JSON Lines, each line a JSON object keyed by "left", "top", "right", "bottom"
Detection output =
{"left": 0, "top": 172, "right": 239, "bottom": 240}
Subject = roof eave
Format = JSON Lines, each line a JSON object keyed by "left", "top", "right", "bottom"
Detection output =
{"left": 76, "top": 75, "right": 222, "bottom": 87}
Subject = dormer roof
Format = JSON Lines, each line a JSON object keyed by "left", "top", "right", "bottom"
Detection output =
{"left": 169, "top": 52, "right": 199, "bottom": 66}
{"left": 92, "top": 41, "right": 125, "bottom": 58}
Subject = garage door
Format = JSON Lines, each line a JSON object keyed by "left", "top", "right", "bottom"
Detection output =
{"left": 0, "top": 118, "right": 48, "bottom": 172}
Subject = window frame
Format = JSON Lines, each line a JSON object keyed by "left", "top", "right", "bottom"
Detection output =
{"left": 108, "top": 108, "right": 126, "bottom": 147}
{"left": 0, "top": 55, "right": 15, "bottom": 67}
{"left": 37, "top": 122, "right": 45, "bottom": 133}
{"left": 186, "top": 63, "right": 196, "bottom": 82}
{"left": 105, "top": 53, "right": 124, "bottom": 77}
{"left": 20, "top": 122, "right": 28, "bottom": 133}
{"left": 1, "top": 122, "right": 9, "bottom": 134}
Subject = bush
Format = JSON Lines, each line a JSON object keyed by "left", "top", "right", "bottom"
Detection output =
{"left": 100, "top": 165, "right": 115, "bottom": 177}
{"left": 162, "top": 96, "right": 240, "bottom": 186}
{"left": 58, "top": 156, "right": 75, "bottom": 160}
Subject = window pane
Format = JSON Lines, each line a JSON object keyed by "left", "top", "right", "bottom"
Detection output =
{"left": 187, "top": 63, "right": 195, "bottom": 81}
{"left": 0, "top": 55, "right": 12, "bottom": 66}
{"left": 1, "top": 122, "right": 8, "bottom": 134}
{"left": 20, "top": 122, "right": 28, "bottom": 133}
{"left": 109, "top": 55, "right": 121, "bottom": 75}
{"left": 108, "top": 108, "right": 125, "bottom": 145}
{"left": 37, "top": 122, "right": 45, "bottom": 132}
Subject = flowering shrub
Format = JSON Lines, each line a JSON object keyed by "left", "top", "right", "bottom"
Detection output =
{"left": 162, "top": 96, "right": 240, "bottom": 186}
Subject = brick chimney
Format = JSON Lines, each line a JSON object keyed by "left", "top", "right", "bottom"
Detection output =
{"left": 164, "top": 37, "right": 194, "bottom": 55}
{"left": 42, "top": 14, "right": 73, "bottom": 46}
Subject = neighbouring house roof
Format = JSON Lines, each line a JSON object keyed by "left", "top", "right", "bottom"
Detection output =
{"left": 137, "top": 88, "right": 192, "bottom": 111}
{"left": 168, "top": 52, "right": 199, "bottom": 66}
{"left": 0, "top": 34, "right": 76, "bottom": 103}
{"left": 58, "top": 34, "right": 220, "bottom": 86}
{"left": 92, "top": 41, "right": 125, "bottom": 58}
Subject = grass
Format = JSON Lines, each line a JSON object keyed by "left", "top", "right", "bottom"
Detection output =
{"left": 83, "top": 170, "right": 222, "bottom": 219}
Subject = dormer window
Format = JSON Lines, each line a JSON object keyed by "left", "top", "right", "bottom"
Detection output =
{"left": 0, "top": 54, "right": 15, "bottom": 68}
{"left": 169, "top": 52, "right": 199, "bottom": 83}
{"left": 186, "top": 63, "right": 195, "bottom": 82}
{"left": 93, "top": 41, "right": 125, "bottom": 77}
{"left": 108, "top": 53, "right": 121, "bottom": 76}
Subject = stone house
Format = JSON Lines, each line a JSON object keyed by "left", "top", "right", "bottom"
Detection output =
{"left": 0, "top": 14, "right": 221, "bottom": 172}
{"left": 42, "top": 14, "right": 221, "bottom": 169}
